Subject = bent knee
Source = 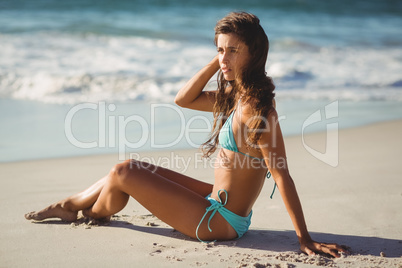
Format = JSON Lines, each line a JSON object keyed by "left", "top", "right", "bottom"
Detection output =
{"left": 110, "top": 160, "right": 133, "bottom": 183}
{"left": 110, "top": 160, "right": 153, "bottom": 185}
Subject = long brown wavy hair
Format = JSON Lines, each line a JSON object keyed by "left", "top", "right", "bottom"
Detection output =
{"left": 201, "top": 12, "right": 276, "bottom": 158}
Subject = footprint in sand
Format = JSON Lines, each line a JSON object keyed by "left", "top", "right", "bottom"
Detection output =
{"left": 149, "top": 249, "right": 162, "bottom": 256}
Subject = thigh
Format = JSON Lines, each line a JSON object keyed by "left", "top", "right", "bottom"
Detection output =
{"left": 130, "top": 160, "right": 213, "bottom": 197}
{"left": 119, "top": 161, "right": 235, "bottom": 241}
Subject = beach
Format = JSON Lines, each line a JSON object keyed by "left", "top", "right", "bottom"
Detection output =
{"left": 1, "top": 1, "right": 402, "bottom": 267}
{"left": 1, "top": 120, "right": 401, "bottom": 267}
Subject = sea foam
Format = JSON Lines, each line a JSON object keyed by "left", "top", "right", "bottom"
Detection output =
{"left": 1, "top": 32, "right": 401, "bottom": 104}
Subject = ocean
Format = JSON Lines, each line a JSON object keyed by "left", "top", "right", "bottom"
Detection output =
{"left": 1, "top": 0, "right": 402, "bottom": 162}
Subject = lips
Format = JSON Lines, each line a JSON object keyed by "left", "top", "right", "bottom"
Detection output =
{"left": 221, "top": 67, "right": 231, "bottom": 73}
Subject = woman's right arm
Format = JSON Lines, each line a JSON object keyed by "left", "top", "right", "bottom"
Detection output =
{"left": 174, "top": 55, "right": 219, "bottom": 112}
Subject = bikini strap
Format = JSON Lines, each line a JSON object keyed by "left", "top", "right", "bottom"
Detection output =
{"left": 266, "top": 171, "right": 277, "bottom": 199}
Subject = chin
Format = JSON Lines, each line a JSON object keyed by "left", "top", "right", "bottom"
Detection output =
{"left": 224, "top": 74, "right": 235, "bottom": 81}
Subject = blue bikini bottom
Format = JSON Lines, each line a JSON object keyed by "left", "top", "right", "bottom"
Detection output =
{"left": 196, "top": 189, "right": 252, "bottom": 243}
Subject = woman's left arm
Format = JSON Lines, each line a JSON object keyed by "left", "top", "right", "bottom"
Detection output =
{"left": 258, "top": 109, "right": 347, "bottom": 258}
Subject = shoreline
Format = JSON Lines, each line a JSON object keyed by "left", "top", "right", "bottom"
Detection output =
{"left": 1, "top": 119, "right": 401, "bottom": 267}
{"left": 2, "top": 117, "right": 402, "bottom": 165}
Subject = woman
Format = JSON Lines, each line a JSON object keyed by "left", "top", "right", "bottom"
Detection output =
{"left": 25, "top": 12, "right": 346, "bottom": 257}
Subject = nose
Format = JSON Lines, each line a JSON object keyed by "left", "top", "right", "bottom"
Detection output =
{"left": 221, "top": 52, "right": 229, "bottom": 64}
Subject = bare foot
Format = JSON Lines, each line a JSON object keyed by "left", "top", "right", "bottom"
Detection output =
{"left": 24, "top": 203, "right": 78, "bottom": 222}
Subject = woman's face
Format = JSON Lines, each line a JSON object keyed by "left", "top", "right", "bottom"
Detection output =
{"left": 217, "top": 33, "right": 250, "bottom": 82}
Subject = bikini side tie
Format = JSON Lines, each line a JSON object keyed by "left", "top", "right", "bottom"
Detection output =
{"left": 196, "top": 189, "right": 228, "bottom": 243}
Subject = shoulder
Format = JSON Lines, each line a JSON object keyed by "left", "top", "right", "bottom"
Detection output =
{"left": 239, "top": 101, "right": 254, "bottom": 117}
{"left": 267, "top": 107, "right": 278, "bottom": 121}
{"left": 240, "top": 99, "right": 277, "bottom": 120}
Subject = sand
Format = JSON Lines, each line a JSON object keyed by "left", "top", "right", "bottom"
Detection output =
{"left": 1, "top": 120, "right": 401, "bottom": 267}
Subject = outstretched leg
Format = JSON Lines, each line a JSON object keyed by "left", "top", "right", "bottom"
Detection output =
{"left": 83, "top": 160, "right": 236, "bottom": 241}
{"left": 25, "top": 159, "right": 213, "bottom": 223}
{"left": 24, "top": 175, "right": 108, "bottom": 221}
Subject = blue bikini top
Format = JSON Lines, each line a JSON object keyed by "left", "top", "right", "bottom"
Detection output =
{"left": 218, "top": 109, "right": 264, "bottom": 160}
{"left": 218, "top": 105, "right": 277, "bottom": 198}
